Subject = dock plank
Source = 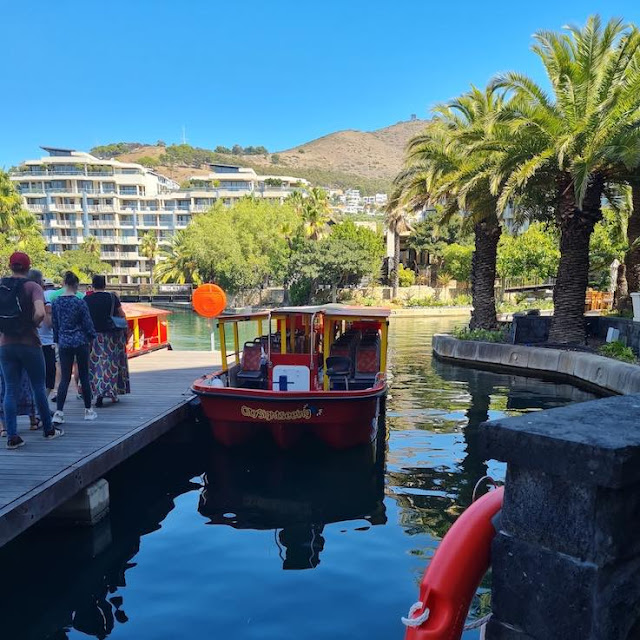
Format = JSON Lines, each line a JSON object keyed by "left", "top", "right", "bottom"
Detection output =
{"left": 0, "top": 349, "right": 217, "bottom": 547}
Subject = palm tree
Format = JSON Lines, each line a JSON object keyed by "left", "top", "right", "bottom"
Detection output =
{"left": 9, "top": 211, "right": 41, "bottom": 248}
{"left": 384, "top": 195, "right": 411, "bottom": 299}
{"left": 492, "top": 16, "right": 640, "bottom": 342}
{"left": 82, "top": 234, "right": 101, "bottom": 255}
{"left": 0, "top": 170, "right": 22, "bottom": 231}
{"left": 140, "top": 231, "right": 159, "bottom": 286}
{"left": 302, "top": 187, "right": 332, "bottom": 240}
{"left": 155, "top": 231, "right": 201, "bottom": 284}
{"left": 396, "top": 86, "right": 507, "bottom": 329}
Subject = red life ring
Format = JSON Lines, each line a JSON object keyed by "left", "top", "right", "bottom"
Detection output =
{"left": 403, "top": 486, "right": 504, "bottom": 639}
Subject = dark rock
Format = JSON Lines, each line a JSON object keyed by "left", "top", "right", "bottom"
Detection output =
{"left": 479, "top": 394, "right": 640, "bottom": 488}
{"left": 485, "top": 619, "right": 537, "bottom": 640}
{"left": 491, "top": 533, "right": 595, "bottom": 639}
{"left": 509, "top": 315, "right": 552, "bottom": 345}
{"left": 501, "top": 466, "right": 640, "bottom": 564}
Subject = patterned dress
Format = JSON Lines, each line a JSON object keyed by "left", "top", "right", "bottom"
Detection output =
{"left": 90, "top": 331, "right": 131, "bottom": 400}
{"left": 0, "top": 370, "right": 35, "bottom": 421}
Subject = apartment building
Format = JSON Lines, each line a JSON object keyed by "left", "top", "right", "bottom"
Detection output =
{"left": 11, "top": 148, "right": 309, "bottom": 282}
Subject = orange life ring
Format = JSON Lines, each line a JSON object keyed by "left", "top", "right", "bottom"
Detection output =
{"left": 403, "top": 486, "right": 504, "bottom": 639}
{"left": 193, "top": 284, "right": 227, "bottom": 318}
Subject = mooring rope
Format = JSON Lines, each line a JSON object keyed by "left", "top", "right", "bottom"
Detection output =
{"left": 401, "top": 602, "right": 430, "bottom": 627}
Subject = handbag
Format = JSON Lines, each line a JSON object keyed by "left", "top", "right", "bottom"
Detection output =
{"left": 109, "top": 293, "right": 128, "bottom": 331}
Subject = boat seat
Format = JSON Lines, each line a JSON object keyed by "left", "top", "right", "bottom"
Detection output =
{"left": 352, "top": 344, "right": 380, "bottom": 388}
{"left": 237, "top": 342, "right": 267, "bottom": 388}
{"left": 325, "top": 355, "right": 351, "bottom": 390}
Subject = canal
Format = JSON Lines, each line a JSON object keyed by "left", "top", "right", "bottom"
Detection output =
{"left": 0, "top": 312, "right": 597, "bottom": 640}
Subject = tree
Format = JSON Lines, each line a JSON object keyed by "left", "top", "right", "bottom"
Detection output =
{"left": 493, "top": 16, "right": 640, "bottom": 342}
{"left": 589, "top": 208, "right": 627, "bottom": 290}
{"left": 155, "top": 231, "right": 201, "bottom": 284}
{"left": 302, "top": 187, "right": 332, "bottom": 241}
{"left": 441, "top": 244, "right": 474, "bottom": 283}
{"left": 291, "top": 220, "right": 384, "bottom": 302}
{"left": 496, "top": 223, "right": 560, "bottom": 282}
{"left": 384, "top": 196, "right": 411, "bottom": 298}
{"left": 0, "top": 170, "right": 23, "bottom": 231}
{"left": 396, "top": 85, "right": 509, "bottom": 329}
{"left": 140, "top": 231, "right": 159, "bottom": 285}
{"left": 407, "top": 208, "right": 466, "bottom": 284}
{"left": 82, "top": 235, "right": 101, "bottom": 256}
{"left": 176, "top": 199, "right": 300, "bottom": 294}
{"left": 56, "top": 249, "right": 111, "bottom": 282}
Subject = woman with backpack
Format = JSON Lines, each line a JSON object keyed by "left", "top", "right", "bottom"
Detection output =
{"left": 52, "top": 271, "right": 98, "bottom": 423}
{"left": 84, "top": 275, "right": 130, "bottom": 406}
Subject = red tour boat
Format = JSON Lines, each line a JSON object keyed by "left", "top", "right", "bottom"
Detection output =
{"left": 192, "top": 305, "right": 390, "bottom": 450}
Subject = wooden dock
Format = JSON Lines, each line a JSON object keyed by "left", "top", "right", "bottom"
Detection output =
{"left": 0, "top": 349, "right": 218, "bottom": 548}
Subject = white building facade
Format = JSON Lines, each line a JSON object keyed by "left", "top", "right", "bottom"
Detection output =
{"left": 11, "top": 148, "right": 309, "bottom": 282}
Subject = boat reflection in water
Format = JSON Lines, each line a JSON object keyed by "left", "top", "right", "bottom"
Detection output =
{"left": 198, "top": 438, "right": 387, "bottom": 570}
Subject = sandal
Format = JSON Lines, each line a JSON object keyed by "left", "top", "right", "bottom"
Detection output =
{"left": 29, "top": 418, "right": 43, "bottom": 431}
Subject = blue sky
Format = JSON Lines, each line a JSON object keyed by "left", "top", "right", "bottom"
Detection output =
{"left": 2, "top": 0, "right": 640, "bottom": 167}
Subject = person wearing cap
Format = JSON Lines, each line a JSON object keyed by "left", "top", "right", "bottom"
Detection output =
{"left": 0, "top": 252, "right": 63, "bottom": 449}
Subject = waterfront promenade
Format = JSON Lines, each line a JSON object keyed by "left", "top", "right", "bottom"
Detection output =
{"left": 0, "top": 349, "right": 218, "bottom": 548}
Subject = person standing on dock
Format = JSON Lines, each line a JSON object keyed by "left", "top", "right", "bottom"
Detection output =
{"left": 52, "top": 271, "right": 98, "bottom": 424}
{"left": 28, "top": 269, "right": 57, "bottom": 399}
{"left": 0, "top": 252, "right": 61, "bottom": 449}
{"left": 85, "top": 275, "right": 131, "bottom": 406}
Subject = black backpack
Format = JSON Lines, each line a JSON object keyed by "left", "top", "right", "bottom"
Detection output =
{"left": 0, "top": 277, "right": 30, "bottom": 336}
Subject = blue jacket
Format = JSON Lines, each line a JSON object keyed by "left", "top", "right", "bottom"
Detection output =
{"left": 52, "top": 295, "right": 97, "bottom": 349}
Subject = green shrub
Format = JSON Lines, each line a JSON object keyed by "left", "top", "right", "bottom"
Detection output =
{"left": 451, "top": 293, "right": 472, "bottom": 306}
{"left": 598, "top": 341, "right": 637, "bottom": 363}
{"left": 398, "top": 264, "right": 416, "bottom": 287}
{"left": 405, "top": 295, "right": 443, "bottom": 307}
{"left": 452, "top": 326, "right": 507, "bottom": 343}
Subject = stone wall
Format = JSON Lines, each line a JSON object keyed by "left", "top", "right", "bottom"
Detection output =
{"left": 480, "top": 395, "right": 640, "bottom": 639}
{"left": 432, "top": 334, "right": 640, "bottom": 395}
{"left": 587, "top": 316, "right": 640, "bottom": 356}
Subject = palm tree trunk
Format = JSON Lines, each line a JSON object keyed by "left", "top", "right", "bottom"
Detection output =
{"left": 392, "top": 232, "right": 400, "bottom": 299}
{"left": 624, "top": 182, "right": 640, "bottom": 299}
{"left": 469, "top": 216, "right": 500, "bottom": 330}
{"left": 549, "top": 176, "right": 602, "bottom": 344}
{"left": 614, "top": 262, "right": 628, "bottom": 311}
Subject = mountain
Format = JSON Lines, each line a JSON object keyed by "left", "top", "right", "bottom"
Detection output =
{"left": 107, "top": 118, "right": 430, "bottom": 194}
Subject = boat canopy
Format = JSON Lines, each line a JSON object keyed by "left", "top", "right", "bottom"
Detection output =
{"left": 275, "top": 304, "right": 391, "bottom": 319}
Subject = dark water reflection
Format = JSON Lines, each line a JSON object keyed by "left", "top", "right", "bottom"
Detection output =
{"left": 0, "top": 315, "right": 596, "bottom": 640}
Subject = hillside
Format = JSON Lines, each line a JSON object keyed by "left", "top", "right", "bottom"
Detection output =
{"left": 102, "top": 118, "right": 430, "bottom": 194}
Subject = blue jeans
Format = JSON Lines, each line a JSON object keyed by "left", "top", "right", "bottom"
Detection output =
{"left": 0, "top": 345, "right": 53, "bottom": 437}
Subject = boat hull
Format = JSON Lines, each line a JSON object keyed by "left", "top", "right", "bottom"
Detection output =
{"left": 193, "top": 383, "right": 386, "bottom": 450}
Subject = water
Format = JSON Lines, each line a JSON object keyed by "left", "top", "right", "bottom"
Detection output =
{"left": 0, "top": 312, "right": 597, "bottom": 640}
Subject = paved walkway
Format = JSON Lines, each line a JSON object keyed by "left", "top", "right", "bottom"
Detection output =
{"left": 0, "top": 349, "right": 218, "bottom": 548}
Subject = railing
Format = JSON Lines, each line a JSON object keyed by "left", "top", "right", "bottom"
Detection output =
{"left": 28, "top": 204, "right": 46, "bottom": 211}
{"left": 88, "top": 220, "right": 117, "bottom": 228}
{"left": 86, "top": 205, "right": 115, "bottom": 213}
{"left": 52, "top": 204, "right": 82, "bottom": 211}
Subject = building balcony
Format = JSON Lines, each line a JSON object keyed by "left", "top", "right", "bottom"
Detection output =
{"left": 89, "top": 220, "right": 117, "bottom": 228}
{"left": 51, "top": 203, "right": 82, "bottom": 212}
{"left": 86, "top": 205, "right": 116, "bottom": 213}
{"left": 18, "top": 187, "right": 46, "bottom": 195}
{"left": 50, "top": 235, "right": 79, "bottom": 244}
{"left": 27, "top": 204, "right": 46, "bottom": 212}
{"left": 49, "top": 220, "right": 79, "bottom": 229}
{"left": 118, "top": 237, "right": 139, "bottom": 245}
